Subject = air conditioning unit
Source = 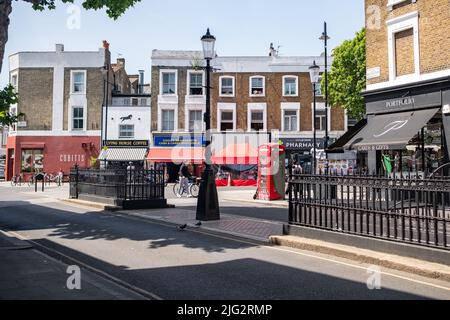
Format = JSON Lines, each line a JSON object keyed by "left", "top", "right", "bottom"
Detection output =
{"left": 17, "top": 121, "right": 27, "bottom": 128}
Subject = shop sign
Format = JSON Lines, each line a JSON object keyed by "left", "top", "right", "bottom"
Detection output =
{"left": 356, "top": 145, "right": 390, "bottom": 151}
{"left": 367, "top": 91, "right": 441, "bottom": 115}
{"left": 59, "top": 154, "right": 85, "bottom": 163}
{"left": 153, "top": 134, "right": 205, "bottom": 148}
{"left": 104, "top": 140, "right": 149, "bottom": 147}
{"left": 281, "top": 138, "right": 325, "bottom": 151}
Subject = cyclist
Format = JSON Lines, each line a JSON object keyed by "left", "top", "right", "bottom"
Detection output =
{"left": 179, "top": 162, "right": 192, "bottom": 198}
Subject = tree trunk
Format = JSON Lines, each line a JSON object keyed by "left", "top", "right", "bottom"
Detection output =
{"left": 0, "top": 0, "right": 12, "bottom": 75}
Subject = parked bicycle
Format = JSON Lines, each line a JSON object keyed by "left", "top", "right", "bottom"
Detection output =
{"left": 173, "top": 176, "right": 201, "bottom": 198}
{"left": 11, "top": 173, "right": 24, "bottom": 186}
{"left": 45, "top": 172, "right": 64, "bottom": 186}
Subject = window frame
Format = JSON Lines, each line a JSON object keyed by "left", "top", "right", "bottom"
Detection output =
{"left": 161, "top": 109, "right": 175, "bottom": 132}
{"left": 217, "top": 103, "right": 236, "bottom": 132}
{"left": 249, "top": 76, "right": 265, "bottom": 97}
{"left": 219, "top": 76, "right": 235, "bottom": 97}
{"left": 188, "top": 109, "right": 203, "bottom": 132}
{"left": 118, "top": 124, "right": 135, "bottom": 139}
{"left": 282, "top": 75, "right": 298, "bottom": 97}
{"left": 21, "top": 149, "right": 44, "bottom": 173}
{"left": 311, "top": 103, "right": 330, "bottom": 133}
{"left": 247, "top": 103, "right": 267, "bottom": 132}
{"left": 187, "top": 70, "right": 205, "bottom": 96}
{"left": 160, "top": 70, "right": 178, "bottom": 96}
{"left": 387, "top": 11, "right": 420, "bottom": 82}
{"left": 71, "top": 106, "right": 85, "bottom": 131}
{"left": 70, "top": 70, "right": 87, "bottom": 94}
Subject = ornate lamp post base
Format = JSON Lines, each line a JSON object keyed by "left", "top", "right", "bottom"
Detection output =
{"left": 196, "top": 164, "right": 220, "bottom": 221}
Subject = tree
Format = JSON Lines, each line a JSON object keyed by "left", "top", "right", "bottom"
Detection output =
{"left": 0, "top": 0, "right": 141, "bottom": 74}
{"left": 324, "top": 28, "right": 366, "bottom": 120}
{"left": 0, "top": 0, "right": 141, "bottom": 126}
{"left": 0, "top": 84, "right": 20, "bottom": 126}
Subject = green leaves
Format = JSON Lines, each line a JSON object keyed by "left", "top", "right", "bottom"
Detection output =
{"left": 28, "top": 0, "right": 141, "bottom": 19}
{"left": 0, "top": 85, "right": 21, "bottom": 126}
{"left": 324, "top": 28, "right": 366, "bottom": 121}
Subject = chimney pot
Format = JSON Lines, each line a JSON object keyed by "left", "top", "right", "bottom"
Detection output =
{"left": 55, "top": 44, "right": 64, "bottom": 52}
{"left": 102, "top": 40, "right": 110, "bottom": 50}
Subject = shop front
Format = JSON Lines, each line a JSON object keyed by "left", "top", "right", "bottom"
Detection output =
{"left": 98, "top": 140, "right": 149, "bottom": 170}
{"left": 211, "top": 142, "right": 259, "bottom": 187}
{"left": 340, "top": 77, "right": 450, "bottom": 176}
{"left": 5, "top": 135, "right": 101, "bottom": 181}
{"left": 147, "top": 133, "right": 205, "bottom": 182}
{"left": 280, "top": 137, "right": 326, "bottom": 173}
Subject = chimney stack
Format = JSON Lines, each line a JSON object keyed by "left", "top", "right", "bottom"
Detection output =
{"left": 55, "top": 44, "right": 64, "bottom": 52}
{"left": 138, "top": 70, "right": 145, "bottom": 94}
{"left": 117, "top": 58, "right": 125, "bottom": 69}
{"left": 102, "top": 40, "right": 110, "bottom": 50}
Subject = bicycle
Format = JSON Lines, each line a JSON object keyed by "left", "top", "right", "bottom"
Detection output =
{"left": 45, "top": 173, "right": 64, "bottom": 186}
{"left": 173, "top": 176, "right": 200, "bottom": 198}
{"left": 11, "top": 173, "right": 24, "bottom": 186}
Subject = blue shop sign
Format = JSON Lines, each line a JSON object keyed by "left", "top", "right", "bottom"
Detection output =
{"left": 153, "top": 134, "right": 206, "bottom": 148}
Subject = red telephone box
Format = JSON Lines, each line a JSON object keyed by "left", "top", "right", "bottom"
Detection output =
{"left": 257, "top": 143, "right": 286, "bottom": 201}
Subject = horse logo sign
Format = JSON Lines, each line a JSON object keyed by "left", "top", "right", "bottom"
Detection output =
{"left": 120, "top": 115, "right": 133, "bottom": 123}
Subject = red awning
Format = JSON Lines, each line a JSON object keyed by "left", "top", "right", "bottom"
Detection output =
{"left": 211, "top": 143, "right": 258, "bottom": 165}
{"left": 147, "top": 147, "right": 205, "bottom": 164}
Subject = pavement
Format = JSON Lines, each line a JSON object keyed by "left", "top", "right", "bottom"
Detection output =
{"left": 0, "top": 230, "right": 145, "bottom": 300}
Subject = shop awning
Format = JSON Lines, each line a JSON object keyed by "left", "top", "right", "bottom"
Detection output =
{"left": 98, "top": 148, "right": 148, "bottom": 162}
{"left": 211, "top": 143, "right": 258, "bottom": 165}
{"left": 327, "top": 119, "right": 367, "bottom": 153}
{"left": 146, "top": 147, "right": 205, "bottom": 164}
{"left": 344, "top": 108, "right": 439, "bottom": 151}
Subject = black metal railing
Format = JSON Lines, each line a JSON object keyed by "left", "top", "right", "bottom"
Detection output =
{"left": 288, "top": 172, "right": 450, "bottom": 250}
{"left": 70, "top": 166, "right": 165, "bottom": 201}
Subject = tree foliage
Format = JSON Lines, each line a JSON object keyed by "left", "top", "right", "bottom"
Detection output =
{"left": 0, "top": 84, "right": 20, "bottom": 126}
{"left": 324, "top": 28, "right": 366, "bottom": 120}
{"left": 28, "top": 0, "right": 142, "bottom": 20}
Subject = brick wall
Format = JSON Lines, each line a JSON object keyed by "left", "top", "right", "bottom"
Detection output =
{"left": 17, "top": 68, "right": 54, "bottom": 131}
{"left": 152, "top": 66, "right": 346, "bottom": 133}
{"left": 366, "top": 0, "right": 450, "bottom": 85}
{"left": 63, "top": 68, "right": 104, "bottom": 131}
{"left": 212, "top": 72, "right": 344, "bottom": 132}
{"left": 395, "top": 28, "right": 415, "bottom": 77}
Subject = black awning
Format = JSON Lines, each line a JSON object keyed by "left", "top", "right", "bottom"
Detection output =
{"left": 344, "top": 108, "right": 440, "bottom": 151}
{"left": 327, "top": 119, "right": 367, "bottom": 153}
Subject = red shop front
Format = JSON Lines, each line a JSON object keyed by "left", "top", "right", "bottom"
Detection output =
{"left": 5, "top": 135, "right": 101, "bottom": 181}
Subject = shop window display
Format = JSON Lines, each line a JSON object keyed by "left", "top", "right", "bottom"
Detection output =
{"left": 21, "top": 149, "right": 44, "bottom": 173}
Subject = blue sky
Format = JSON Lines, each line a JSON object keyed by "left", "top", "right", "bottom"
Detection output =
{"left": 1, "top": 0, "right": 364, "bottom": 87}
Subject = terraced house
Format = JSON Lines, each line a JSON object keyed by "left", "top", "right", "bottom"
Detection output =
{"left": 338, "top": 0, "right": 450, "bottom": 174}
{"left": 5, "top": 42, "right": 148, "bottom": 180}
{"left": 148, "top": 48, "right": 348, "bottom": 174}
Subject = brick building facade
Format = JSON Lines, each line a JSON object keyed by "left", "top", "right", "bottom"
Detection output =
{"left": 337, "top": 0, "right": 450, "bottom": 174}
{"left": 150, "top": 49, "right": 347, "bottom": 168}
{"left": 5, "top": 42, "right": 147, "bottom": 180}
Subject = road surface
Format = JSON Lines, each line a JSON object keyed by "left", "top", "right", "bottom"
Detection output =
{"left": 0, "top": 184, "right": 449, "bottom": 300}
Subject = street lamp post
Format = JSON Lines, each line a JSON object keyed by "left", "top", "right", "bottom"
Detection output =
{"left": 196, "top": 28, "right": 220, "bottom": 221}
{"left": 101, "top": 64, "right": 111, "bottom": 147}
{"left": 309, "top": 60, "right": 320, "bottom": 174}
{"left": 320, "top": 22, "right": 330, "bottom": 153}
